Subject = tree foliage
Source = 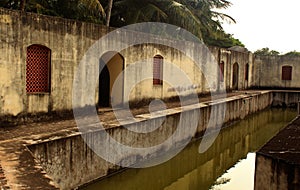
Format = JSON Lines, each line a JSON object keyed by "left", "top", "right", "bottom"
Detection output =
{"left": 284, "top": 51, "right": 300, "bottom": 57}
{"left": 0, "top": 0, "right": 243, "bottom": 47}
{"left": 0, "top": 0, "right": 106, "bottom": 24}
{"left": 109, "top": 0, "right": 204, "bottom": 39}
{"left": 254, "top": 47, "right": 280, "bottom": 56}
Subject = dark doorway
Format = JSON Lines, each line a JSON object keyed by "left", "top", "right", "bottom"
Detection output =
{"left": 99, "top": 60, "right": 110, "bottom": 107}
{"left": 98, "top": 52, "right": 124, "bottom": 107}
{"left": 232, "top": 63, "right": 239, "bottom": 90}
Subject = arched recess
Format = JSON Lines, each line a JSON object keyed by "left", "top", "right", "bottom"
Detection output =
{"left": 219, "top": 61, "right": 225, "bottom": 82}
{"left": 26, "top": 44, "right": 51, "bottom": 93}
{"left": 98, "top": 52, "right": 124, "bottom": 107}
{"left": 245, "top": 63, "right": 249, "bottom": 81}
{"left": 153, "top": 55, "right": 163, "bottom": 85}
{"left": 232, "top": 62, "right": 239, "bottom": 90}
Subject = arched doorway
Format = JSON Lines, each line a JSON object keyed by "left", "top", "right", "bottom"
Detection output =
{"left": 232, "top": 62, "right": 239, "bottom": 90}
{"left": 98, "top": 52, "right": 124, "bottom": 107}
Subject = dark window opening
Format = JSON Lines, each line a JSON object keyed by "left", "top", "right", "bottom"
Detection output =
{"left": 153, "top": 55, "right": 163, "bottom": 85}
{"left": 245, "top": 63, "right": 249, "bottom": 81}
{"left": 219, "top": 61, "right": 224, "bottom": 82}
{"left": 282, "top": 66, "right": 292, "bottom": 80}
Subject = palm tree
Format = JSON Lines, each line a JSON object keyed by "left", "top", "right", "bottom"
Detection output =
{"left": 20, "top": 0, "right": 26, "bottom": 11}
{"left": 77, "top": 0, "right": 106, "bottom": 23}
{"left": 108, "top": 0, "right": 236, "bottom": 42}
{"left": 0, "top": 0, "right": 106, "bottom": 23}
{"left": 181, "top": 0, "right": 239, "bottom": 46}
{"left": 110, "top": 0, "right": 203, "bottom": 39}
{"left": 0, "top": 0, "right": 25, "bottom": 10}
{"left": 106, "top": 0, "right": 113, "bottom": 26}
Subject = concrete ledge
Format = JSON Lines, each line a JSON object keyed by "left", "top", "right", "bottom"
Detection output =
{"left": 26, "top": 91, "right": 273, "bottom": 189}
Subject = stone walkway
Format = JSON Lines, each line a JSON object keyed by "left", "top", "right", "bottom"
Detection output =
{"left": 258, "top": 116, "right": 300, "bottom": 164}
{"left": 255, "top": 116, "right": 300, "bottom": 189}
{"left": 0, "top": 90, "right": 266, "bottom": 189}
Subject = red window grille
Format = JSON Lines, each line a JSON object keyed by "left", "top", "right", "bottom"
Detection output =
{"left": 153, "top": 55, "right": 163, "bottom": 85}
{"left": 282, "top": 66, "right": 292, "bottom": 80}
{"left": 219, "top": 61, "right": 224, "bottom": 82}
{"left": 245, "top": 63, "right": 249, "bottom": 81}
{"left": 26, "top": 45, "right": 51, "bottom": 93}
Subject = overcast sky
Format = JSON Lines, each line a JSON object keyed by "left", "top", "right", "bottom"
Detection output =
{"left": 219, "top": 0, "right": 300, "bottom": 54}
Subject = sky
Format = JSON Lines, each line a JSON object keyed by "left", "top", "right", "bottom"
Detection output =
{"left": 218, "top": 0, "right": 300, "bottom": 54}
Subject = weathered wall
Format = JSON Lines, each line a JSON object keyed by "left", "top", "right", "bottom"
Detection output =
{"left": 272, "top": 91, "right": 300, "bottom": 107}
{"left": 1, "top": 7, "right": 300, "bottom": 119}
{"left": 28, "top": 91, "right": 272, "bottom": 189}
{"left": 122, "top": 44, "right": 217, "bottom": 103}
{"left": 230, "top": 50, "right": 252, "bottom": 90}
{"left": 253, "top": 55, "right": 300, "bottom": 88}
{"left": 255, "top": 154, "right": 300, "bottom": 190}
{"left": 0, "top": 8, "right": 110, "bottom": 117}
{"left": 0, "top": 7, "right": 252, "bottom": 118}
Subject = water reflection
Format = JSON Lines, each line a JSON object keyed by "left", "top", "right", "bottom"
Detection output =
{"left": 82, "top": 108, "right": 296, "bottom": 190}
{"left": 211, "top": 153, "right": 256, "bottom": 190}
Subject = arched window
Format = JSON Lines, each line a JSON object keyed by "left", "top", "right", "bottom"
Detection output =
{"left": 26, "top": 45, "right": 51, "bottom": 93}
{"left": 245, "top": 63, "right": 249, "bottom": 81}
{"left": 282, "top": 66, "right": 292, "bottom": 80}
{"left": 219, "top": 61, "right": 224, "bottom": 82}
{"left": 153, "top": 55, "right": 163, "bottom": 85}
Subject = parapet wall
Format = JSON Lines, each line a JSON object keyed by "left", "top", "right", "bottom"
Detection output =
{"left": 28, "top": 91, "right": 273, "bottom": 189}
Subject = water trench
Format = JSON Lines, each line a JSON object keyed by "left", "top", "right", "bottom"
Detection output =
{"left": 80, "top": 108, "right": 297, "bottom": 190}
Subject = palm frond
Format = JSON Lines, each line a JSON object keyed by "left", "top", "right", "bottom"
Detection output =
{"left": 79, "top": 0, "right": 106, "bottom": 17}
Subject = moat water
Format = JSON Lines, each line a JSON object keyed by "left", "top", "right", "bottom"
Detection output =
{"left": 82, "top": 108, "right": 297, "bottom": 190}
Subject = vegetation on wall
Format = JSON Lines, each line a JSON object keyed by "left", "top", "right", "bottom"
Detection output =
{"left": 284, "top": 51, "right": 300, "bottom": 57}
{"left": 254, "top": 48, "right": 300, "bottom": 57}
{"left": 254, "top": 47, "right": 280, "bottom": 56}
{"left": 0, "top": 0, "right": 244, "bottom": 48}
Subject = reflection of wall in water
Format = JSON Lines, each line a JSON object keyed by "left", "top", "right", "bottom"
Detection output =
{"left": 84, "top": 109, "right": 296, "bottom": 190}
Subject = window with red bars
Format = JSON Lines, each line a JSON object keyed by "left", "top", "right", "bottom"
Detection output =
{"left": 26, "top": 45, "right": 51, "bottom": 93}
{"left": 282, "top": 66, "right": 292, "bottom": 80}
{"left": 153, "top": 55, "right": 163, "bottom": 85}
{"left": 219, "top": 61, "right": 224, "bottom": 82}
